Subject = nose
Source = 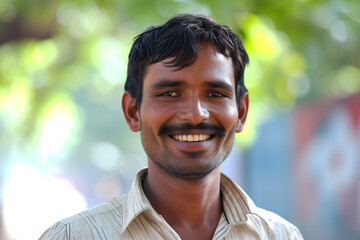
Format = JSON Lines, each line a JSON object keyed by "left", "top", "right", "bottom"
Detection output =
{"left": 178, "top": 95, "right": 209, "bottom": 124}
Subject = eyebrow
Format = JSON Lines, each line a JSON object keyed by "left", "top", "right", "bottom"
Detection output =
{"left": 204, "top": 81, "right": 234, "bottom": 92}
{"left": 149, "top": 79, "right": 235, "bottom": 92}
{"left": 150, "top": 80, "right": 185, "bottom": 89}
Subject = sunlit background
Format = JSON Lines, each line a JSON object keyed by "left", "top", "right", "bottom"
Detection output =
{"left": 0, "top": 0, "right": 359, "bottom": 239}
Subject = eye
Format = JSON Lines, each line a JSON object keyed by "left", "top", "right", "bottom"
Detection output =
{"left": 208, "top": 91, "right": 225, "bottom": 97}
{"left": 158, "top": 91, "right": 179, "bottom": 97}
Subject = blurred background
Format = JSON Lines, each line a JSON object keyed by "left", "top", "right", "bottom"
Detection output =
{"left": 0, "top": 0, "right": 359, "bottom": 239}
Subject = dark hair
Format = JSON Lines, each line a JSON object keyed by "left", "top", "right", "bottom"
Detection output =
{"left": 125, "top": 14, "right": 249, "bottom": 109}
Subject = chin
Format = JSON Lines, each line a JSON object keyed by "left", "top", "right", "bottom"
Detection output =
{"left": 159, "top": 160, "right": 222, "bottom": 180}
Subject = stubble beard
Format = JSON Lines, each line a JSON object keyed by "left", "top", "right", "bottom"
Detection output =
{"left": 141, "top": 131, "right": 235, "bottom": 180}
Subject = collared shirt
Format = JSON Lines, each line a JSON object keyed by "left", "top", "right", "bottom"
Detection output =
{"left": 39, "top": 168, "right": 303, "bottom": 239}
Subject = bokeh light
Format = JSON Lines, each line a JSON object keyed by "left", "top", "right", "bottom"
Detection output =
{"left": 2, "top": 163, "right": 87, "bottom": 240}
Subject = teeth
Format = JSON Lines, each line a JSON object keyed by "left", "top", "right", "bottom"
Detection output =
{"left": 172, "top": 134, "right": 211, "bottom": 142}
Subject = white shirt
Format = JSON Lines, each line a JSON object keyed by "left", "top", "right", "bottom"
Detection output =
{"left": 39, "top": 168, "right": 303, "bottom": 239}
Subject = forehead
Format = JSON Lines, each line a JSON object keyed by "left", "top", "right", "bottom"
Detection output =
{"left": 143, "top": 46, "right": 235, "bottom": 89}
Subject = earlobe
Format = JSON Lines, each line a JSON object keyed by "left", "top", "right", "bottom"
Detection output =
{"left": 235, "top": 92, "right": 249, "bottom": 133}
{"left": 122, "top": 92, "right": 141, "bottom": 132}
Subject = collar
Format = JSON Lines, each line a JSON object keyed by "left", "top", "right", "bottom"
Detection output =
{"left": 220, "top": 173, "right": 258, "bottom": 224}
{"left": 220, "top": 173, "right": 271, "bottom": 236}
{"left": 121, "top": 168, "right": 153, "bottom": 233}
{"left": 121, "top": 168, "right": 268, "bottom": 233}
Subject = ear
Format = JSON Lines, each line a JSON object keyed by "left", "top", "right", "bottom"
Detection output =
{"left": 235, "top": 92, "right": 249, "bottom": 133}
{"left": 122, "top": 91, "right": 141, "bottom": 132}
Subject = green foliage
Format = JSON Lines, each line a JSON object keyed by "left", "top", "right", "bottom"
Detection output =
{"left": 0, "top": 0, "right": 359, "bottom": 165}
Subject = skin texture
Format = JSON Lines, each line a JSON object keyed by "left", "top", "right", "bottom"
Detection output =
{"left": 122, "top": 45, "right": 249, "bottom": 240}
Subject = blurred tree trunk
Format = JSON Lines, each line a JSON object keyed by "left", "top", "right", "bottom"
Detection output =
{"left": 0, "top": 17, "right": 57, "bottom": 45}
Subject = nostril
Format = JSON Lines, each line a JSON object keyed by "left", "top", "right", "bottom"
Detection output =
{"left": 177, "top": 97, "right": 210, "bottom": 123}
{"left": 178, "top": 108, "right": 209, "bottom": 123}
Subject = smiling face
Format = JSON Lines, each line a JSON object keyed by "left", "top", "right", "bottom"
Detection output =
{"left": 123, "top": 45, "right": 248, "bottom": 179}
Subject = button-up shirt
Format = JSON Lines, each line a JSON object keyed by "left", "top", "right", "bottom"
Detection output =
{"left": 39, "top": 168, "right": 303, "bottom": 239}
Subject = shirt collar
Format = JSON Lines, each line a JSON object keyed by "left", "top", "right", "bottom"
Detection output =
{"left": 220, "top": 173, "right": 271, "bottom": 236}
{"left": 121, "top": 168, "right": 263, "bottom": 233}
{"left": 121, "top": 168, "right": 153, "bottom": 233}
{"left": 220, "top": 173, "right": 258, "bottom": 225}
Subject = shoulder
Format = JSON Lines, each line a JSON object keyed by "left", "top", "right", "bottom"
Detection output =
{"left": 249, "top": 208, "right": 303, "bottom": 240}
{"left": 39, "top": 196, "right": 126, "bottom": 240}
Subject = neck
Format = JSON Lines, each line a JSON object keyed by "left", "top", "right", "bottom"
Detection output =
{"left": 143, "top": 161, "right": 222, "bottom": 228}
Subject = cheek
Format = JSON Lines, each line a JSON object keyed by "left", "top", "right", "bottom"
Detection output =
{"left": 213, "top": 104, "right": 239, "bottom": 128}
{"left": 147, "top": 105, "right": 174, "bottom": 119}
{"left": 140, "top": 104, "right": 175, "bottom": 130}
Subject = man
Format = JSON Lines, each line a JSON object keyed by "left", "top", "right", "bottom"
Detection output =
{"left": 40, "top": 14, "right": 303, "bottom": 239}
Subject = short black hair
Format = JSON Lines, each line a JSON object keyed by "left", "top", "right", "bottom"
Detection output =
{"left": 124, "top": 14, "right": 249, "bottom": 110}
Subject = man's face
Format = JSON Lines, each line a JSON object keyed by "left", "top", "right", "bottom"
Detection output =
{"left": 138, "top": 45, "right": 245, "bottom": 178}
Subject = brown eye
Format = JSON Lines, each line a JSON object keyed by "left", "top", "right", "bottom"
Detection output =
{"left": 208, "top": 91, "right": 224, "bottom": 97}
{"left": 159, "top": 91, "right": 179, "bottom": 97}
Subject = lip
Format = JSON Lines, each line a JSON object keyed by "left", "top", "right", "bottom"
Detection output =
{"left": 167, "top": 129, "right": 216, "bottom": 137}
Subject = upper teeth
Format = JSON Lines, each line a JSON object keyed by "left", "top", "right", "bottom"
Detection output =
{"left": 173, "top": 134, "right": 211, "bottom": 142}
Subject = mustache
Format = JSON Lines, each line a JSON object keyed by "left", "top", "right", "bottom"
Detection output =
{"left": 158, "top": 122, "right": 226, "bottom": 137}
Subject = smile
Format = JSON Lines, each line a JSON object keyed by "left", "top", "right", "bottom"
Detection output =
{"left": 172, "top": 134, "right": 211, "bottom": 142}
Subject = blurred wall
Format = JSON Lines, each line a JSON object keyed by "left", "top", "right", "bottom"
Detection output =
{"left": 246, "top": 93, "right": 360, "bottom": 240}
